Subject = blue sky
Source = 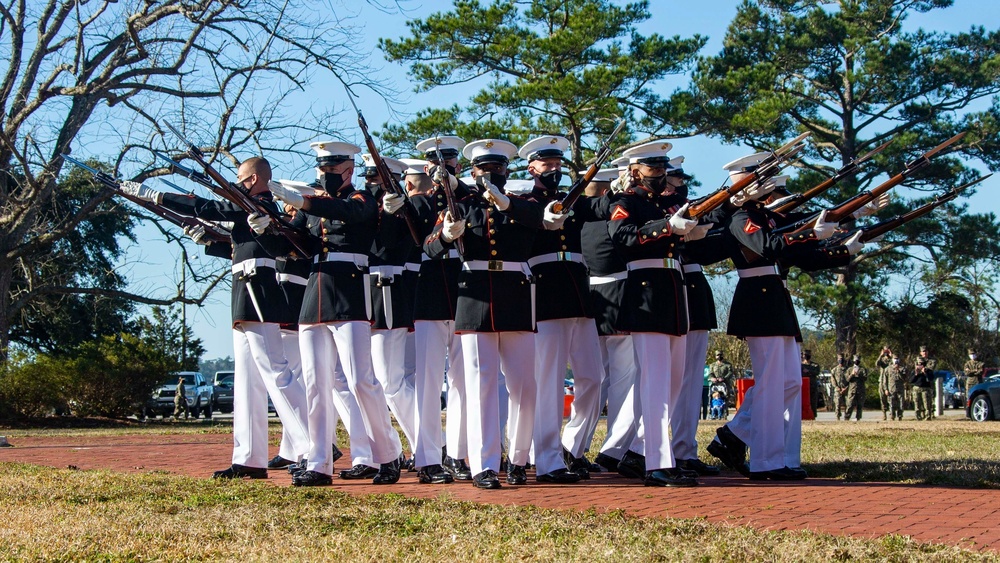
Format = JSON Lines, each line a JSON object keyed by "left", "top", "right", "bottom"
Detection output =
{"left": 123, "top": 0, "right": 998, "bottom": 360}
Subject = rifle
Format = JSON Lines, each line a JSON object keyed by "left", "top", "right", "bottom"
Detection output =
{"left": 151, "top": 141, "right": 315, "bottom": 258}
{"left": 341, "top": 95, "right": 422, "bottom": 246}
{"left": 553, "top": 118, "right": 627, "bottom": 213}
{"left": 779, "top": 132, "right": 967, "bottom": 234}
{"left": 825, "top": 174, "right": 991, "bottom": 246}
{"left": 430, "top": 135, "right": 465, "bottom": 256}
{"left": 687, "top": 132, "right": 811, "bottom": 219}
{"left": 61, "top": 154, "right": 231, "bottom": 244}
{"left": 770, "top": 139, "right": 893, "bottom": 214}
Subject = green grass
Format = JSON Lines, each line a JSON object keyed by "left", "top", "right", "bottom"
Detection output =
{"left": 0, "top": 463, "right": 993, "bottom": 562}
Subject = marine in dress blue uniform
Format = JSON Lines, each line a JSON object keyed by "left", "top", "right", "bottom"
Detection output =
{"left": 423, "top": 139, "right": 546, "bottom": 489}
{"left": 269, "top": 141, "right": 403, "bottom": 487}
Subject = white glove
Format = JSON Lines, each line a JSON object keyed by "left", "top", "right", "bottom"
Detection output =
{"left": 382, "top": 193, "right": 405, "bottom": 214}
{"left": 481, "top": 179, "right": 510, "bottom": 211}
{"left": 183, "top": 225, "right": 209, "bottom": 245}
{"left": 610, "top": 173, "right": 631, "bottom": 194}
{"left": 668, "top": 203, "right": 697, "bottom": 236}
{"left": 854, "top": 192, "right": 890, "bottom": 218}
{"left": 247, "top": 212, "right": 270, "bottom": 235}
{"left": 432, "top": 165, "right": 460, "bottom": 190}
{"left": 730, "top": 179, "right": 775, "bottom": 206}
{"left": 543, "top": 201, "right": 569, "bottom": 231}
{"left": 441, "top": 211, "right": 466, "bottom": 243}
{"left": 684, "top": 223, "right": 713, "bottom": 242}
{"left": 268, "top": 180, "right": 304, "bottom": 209}
{"left": 120, "top": 180, "right": 162, "bottom": 204}
{"left": 844, "top": 230, "right": 864, "bottom": 255}
{"left": 811, "top": 210, "right": 837, "bottom": 240}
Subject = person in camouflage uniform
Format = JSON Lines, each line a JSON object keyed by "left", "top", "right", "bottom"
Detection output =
{"left": 844, "top": 354, "right": 867, "bottom": 421}
{"left": 911, "top": 357, "right": 935, "bottom": 420}
{"left": 964, "top": 348, "right": 985, "bottom": 397}
{"left": 881, "top": 354, "right": 907, "bottom": 420}
{"left": 875, "top": 347, "right": 893, "bottom": 420}
{"left": 709, "top": 350, "right": 735, "bottom": 406}
{"left": 830, "top": 354, "right": 849, "bottom": 420}
{"left": 800, "top": 349, "right": 821, "bottom": 417}
{"left": 173, "top": 376, "right": 189, "bottom": 420}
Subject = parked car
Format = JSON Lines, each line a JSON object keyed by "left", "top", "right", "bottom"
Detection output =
{"left": 143, "top": 371, "right": 214, "bottom": 419}
{"left": 939, "top": 370, "right": 965, "bottom": 409}
{"left": 213, "top": 371, "right": 235, "bottom": 414}
{"left": 967, "top": 372, "right": 1000, "bottom": 421}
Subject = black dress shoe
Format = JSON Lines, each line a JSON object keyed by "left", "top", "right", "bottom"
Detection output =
{"left": 616, "top": 451, "right": 646, "bottom": 479}
{"left": 594, "top": 453, "right": 620, "bottom": 472}
{"left": 749, "top": 466, "right": 808, "bottom": 481}
{"left": 292, "top": 470, "right": 332, "bottom": 487}
{"left": 506, "top": 463, "right": 527, "bottom": 485}
{"left": 267, "top": 455, "right": 295, "bottom": 470}
{"left": 562, "top": 449, "right": 594, "bottom": 479}
{"left": 677, "top": 458, "right": 721, "bottom": 476}
{"left": 644, "top": 468, "right": 698, "bottom": 487}
{"left": 212, "top": 464, "right": 267, "bottom": 479}
{"left": 707, "top": 432, "right": 751, "bottom": 477}
{"left": 717, "top": 425, "right": 747, "bottom": 465}
{"left": 288, "top": 459, "right": 307, "bottom": 475}
{"left": 339, "top": 464, "right": 379, "bottom": 480}
{"left": 417, "top": 464, "right": 455, "bottom": 484}
{"left": 373, "top": 459, "right": 401, "bottom": 484}
{"left": 443, "top": 456, "right": 473, "bottom": 480}
{"left": 332, "top": 444, "right": 343, "bottom": 463}
{"left": 536, "top": 468, "right": 582, "bottom": 484}
{"left": 473, "top": 469, "right": 502, "bottom": 489}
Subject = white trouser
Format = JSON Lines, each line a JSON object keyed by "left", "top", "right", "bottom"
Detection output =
{"left": 231, "top": 323, "right": 297, "bottom": 468}
{"left": 632, "top": 332, "right": 686, "bottom": 471}
{"left": 598, "top": 335, "right": 640, "bottom": 459}
{"left": 371, "top": 327, "right": 417, "bottom": 449}
{"left": 273, "top": 329, "right": 310, "bottom": 462}
{"left": 726, "top": 336, "right": 801, "bottom": 472}
{"left": 300, "top": 321, "right": 402, "bottom": 476}
{"left": 413, "top": 320, "right": 467, "bottom": 468}
{"left": 462, "top": 331, "right": 536, "bottom": 475}
{"left": 671, "top": 330, "right": 708, "bottom": 460}
{"left": 329, "top": 355, "right": 375, "bottom": 468}
{"left": 532, "top": 318, "right": 603, "bottom": 474}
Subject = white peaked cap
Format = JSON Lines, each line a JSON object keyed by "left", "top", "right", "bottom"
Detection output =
{"left": 503, "top": 179, "right": 536, "bottom": 195}
{"left": 518, "top": 135, "right": 570, "bottom": 161}
{"left": 399, "top": 158, "right": 429, "bottom": 175}
{"left": 593, "top": 168, "right": 619, "bottom": 182}
{"left": 462, "top": 139, "right": 519, "bottom": 165}
{"left": 622, "top": 140, "right": 673, "bottom": 165}
{"left": 361, "top": 153, "right": 406, "bottom": 175}
{"left": 311, "top": 140, "right": 361, "bottom": 165}
{"left": 416, "top": 136, "right": 466, "bottom": 160}
{"left": 723, "top": 151, "right": 771, "bottom": 174}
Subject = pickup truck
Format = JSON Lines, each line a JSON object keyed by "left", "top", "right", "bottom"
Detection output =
{"left": 212, "top": 371, "right": 235, "bottom": 414}
{"left": 142, "top": 371, "right": 215, "bottom": 419}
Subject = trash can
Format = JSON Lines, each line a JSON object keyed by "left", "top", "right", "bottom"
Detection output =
{"left": 735, "top": 378, "right": 754, "bottom": 410}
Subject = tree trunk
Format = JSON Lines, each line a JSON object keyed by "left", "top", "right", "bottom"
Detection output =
{"left": 833, "top": 262, "right": 859, "bottom": 357}
{"left": 0, "top": 259, "right": 12, "bottom": 362}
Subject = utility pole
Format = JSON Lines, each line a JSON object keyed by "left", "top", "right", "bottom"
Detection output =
{"left": 181, "top": 246, "right": 187, "bottom": 369}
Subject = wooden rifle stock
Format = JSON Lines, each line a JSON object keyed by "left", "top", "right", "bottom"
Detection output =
{"left": 770, "top": 139, "right": 893, "bottom": 214}
{"left": 688, "top": 133, "right": 810, "bottom": 219}
{"left": 429, "top": 139, "right": 465, "bottom": 256}
{"left": 554, "top": 118, "right": 627, "bottom": 213}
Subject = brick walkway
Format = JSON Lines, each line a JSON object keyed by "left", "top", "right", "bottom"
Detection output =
{"left": 2, "top": 431, "right": 997, "bottom": 552}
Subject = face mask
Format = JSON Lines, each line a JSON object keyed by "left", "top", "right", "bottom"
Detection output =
{"left": 320, "top": 171, "right": 345, "bottom": 193}
{"left": 538, "top": 169, "right": 562, "bottom": 191}
{"left": 893, "top": 359, "right": 899, "bottom": 365}
{"left": 477, "top": 172, "right": 507, "bottom": 190}
{"left": 853, "top": 360, "right": 860, "bottom": 366}
{"left": 971, "top": 355, "right": 977, "bottom": 360}
{"left": 639, "top": 173, "right": 667, "bottom": 194}
{"left": 837, "top": 359, "right": 845, "bottom": 366}
{"left": 673, "top": 181, "right": 689, "bottom": 200}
